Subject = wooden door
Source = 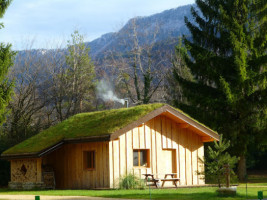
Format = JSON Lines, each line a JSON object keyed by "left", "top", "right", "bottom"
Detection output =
{"left": 160, "top": 149, "right": 177, "bottom": 175}
{"left": 160, "top": 149, "right": 177, "bottom": 186}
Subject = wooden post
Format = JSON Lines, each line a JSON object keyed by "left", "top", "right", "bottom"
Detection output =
{"left": 224, "top": 164, "right": 230, "bottom": 188}
{"left": 36, "top": 158, "right": 42, "bottom": 182}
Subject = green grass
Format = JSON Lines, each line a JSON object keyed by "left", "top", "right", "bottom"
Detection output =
{"left": 2, "top": 103, "right": 165, "bottom": 155}
{"left": 0, "top": 187, "right": 266, "bottom": 199}
{"left": 1, "top": 174, "right": 266, "bottom": 199}
{"left": 239, "top": 175, "right": 267, "bottom": 186}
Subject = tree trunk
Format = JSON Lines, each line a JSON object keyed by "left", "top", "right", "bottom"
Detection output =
{"left": 238, "top": 155, "right": 247, "bottom": 181}
{"left": 225, "top": 164, "right": 230, "bottom": 188}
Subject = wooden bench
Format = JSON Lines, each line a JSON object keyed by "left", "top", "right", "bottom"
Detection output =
{"left": 161, "top": 173, "right": 180, "bottom": 187}
{"left": 142, "top": 174, "right": 160, "bottom": 188}
{"left": 161, "top": 178, "right": 180, "bottom": 187}
{"left": 147, "top": 178, "right": 160, "bottom": 188}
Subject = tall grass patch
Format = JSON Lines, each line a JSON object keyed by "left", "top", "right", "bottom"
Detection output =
{"left": 119, "top": 173, "right": 146, "bottom": 189}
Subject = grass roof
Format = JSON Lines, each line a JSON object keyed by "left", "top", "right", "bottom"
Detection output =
{"left": 3, "top": 103, "right": 219, "bottom": 156}
{"left": 3, "top": 103, "right": 165, "bottom": 155}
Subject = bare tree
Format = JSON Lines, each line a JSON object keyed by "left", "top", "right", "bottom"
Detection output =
{"left": 5, "top": 45, "right": 50, "bottom": 143}
{"left": 45, "top": 30, "right": 96, "bottom": 122}
{"left": 104, "top": 19, "right": 170, "bottom": 105}
{"left": 3, "top": 31, "right": 96, "bottom": 142}
{"left": 42, "top": 45, "right": 68, "bottom": 122}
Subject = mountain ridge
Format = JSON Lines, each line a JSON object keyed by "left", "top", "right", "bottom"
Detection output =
{"left": 86, "top": 4, "right": 194, "bottom": 59}
{"left": 15, "top": 4, "right": 195, "bottom": 69}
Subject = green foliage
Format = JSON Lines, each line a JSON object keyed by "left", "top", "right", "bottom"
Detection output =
{"left": 65, "top": 30, "right": 95, "bottom": 89}
{"left": 53, "top": 30, "right": 96, "bottom": 122}
{"left": 0, "top": 0, "right": 15, "bottom": 125}
{"left": 171, "top": 0, "right": 267, "bottom": 179}
{"left": 202, "top": 136, "right": 238, "bottom": 187}
{"left": 167, "top": 37, "right": 194, "bottom": 104}
{"left": 119, "top": 173, "right": 146, "bottom": 189}
{"left": 0, "top": 0, "right": 15, "bottom": 186}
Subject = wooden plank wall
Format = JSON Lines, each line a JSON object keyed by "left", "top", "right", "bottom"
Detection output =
{"left": 109, "top": 115, "right": 205, "bottom": 188}
{"left": 43, "top": 142, "right": 109, "bottom": 189}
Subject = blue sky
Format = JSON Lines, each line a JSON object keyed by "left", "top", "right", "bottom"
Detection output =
{"left": 0, "top": 0, "right": 194, "bottom": 50}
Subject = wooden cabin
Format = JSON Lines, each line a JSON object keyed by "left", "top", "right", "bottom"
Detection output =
{"left": 1, "top": 104, "right": 219, "bottom": 189}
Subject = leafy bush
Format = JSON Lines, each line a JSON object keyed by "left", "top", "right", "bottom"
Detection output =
{"left": 119, "top": 173, "right": 146, "bottom": 189}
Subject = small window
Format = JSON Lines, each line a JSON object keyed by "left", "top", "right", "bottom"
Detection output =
{"left": 83, "top": 151, "right": 95, "bottom": 170}
{"left": 133, "top": 149, "right": 150, "bottom": 167}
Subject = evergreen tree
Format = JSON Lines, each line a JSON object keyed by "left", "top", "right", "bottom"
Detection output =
{"left": 0, "top": 0, "right": 16, "bottom": 186}
{"left": 172, "top": 0, "right": 266, "bottom": 180}
{"left": 0, "top": 0, "right": 15, "bottom": 125}
{"left": 201, "top": 136, "right": 238, "bottom": 188}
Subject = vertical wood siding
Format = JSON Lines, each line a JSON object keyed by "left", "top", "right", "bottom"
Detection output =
{"left": 42, "top": 142, "right": 109, "bottom": 189}
{"left": 10, "top": 114, "right": 205, "bottom": 189}
{"left": 109, "top": 115, "right": 205, "bottom": 188}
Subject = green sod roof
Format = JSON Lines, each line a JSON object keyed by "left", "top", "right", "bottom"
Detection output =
{"left": 3, "top": 103, "right": 165, "bottom": 155}
{"left": 2, "top": 103, "right": 219, "bottom": 157}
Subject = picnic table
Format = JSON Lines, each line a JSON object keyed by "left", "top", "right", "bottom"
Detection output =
{"left": 142, "top": 174, "right": 160, "bottom": 188}
{"left": 161, "top": 173, "right": 180, "bottom": 187}
{"left": 143, "top": 173, "right": 180, "bottom": 188}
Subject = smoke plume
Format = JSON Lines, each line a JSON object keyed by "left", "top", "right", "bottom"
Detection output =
{"left": 96, "top": 80, "right": 124, "bottom": 104}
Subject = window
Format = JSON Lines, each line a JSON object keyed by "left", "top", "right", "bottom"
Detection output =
{"left": 83, "top": 151, "right": 95, "bottom": 170}
{"left": 133, "top": 149, "right": 150, "bottom": 167}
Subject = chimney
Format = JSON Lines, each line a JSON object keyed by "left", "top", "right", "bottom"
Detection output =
{"left": 124, "top": 98, "right": 129, "bottom": 108}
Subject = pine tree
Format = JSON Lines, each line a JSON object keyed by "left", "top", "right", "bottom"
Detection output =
{"left": 0, "top": 0, "right": 15, "bottom": 187}
{"left": 172, "top": 0, "right": 266, "bottom": 180}
{"left": 0, "top": 0, "right": 15, "bottom": 125}
{"left": 201, "top": 136, "right": 238, "bottom": 188}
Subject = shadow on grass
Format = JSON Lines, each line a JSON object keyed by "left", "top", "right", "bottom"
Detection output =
{"left": 0, "top": 187, "right": 261, "bottom": 200}
{"left": 98, "top": 193, "right": 257, "bottom": 200}
{"left": 93, "top": 189, "right": 257, "bottom": 200}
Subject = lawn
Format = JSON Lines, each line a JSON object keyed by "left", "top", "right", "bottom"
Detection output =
{"left": 0, "top": 186, "right": 266, "bottom": 200}
{"left": 239, "top": 174, "right": 267, "bottom": 187}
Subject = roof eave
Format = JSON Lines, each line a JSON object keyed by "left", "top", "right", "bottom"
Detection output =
{"left": 111, "top": 105, "right": 219, "bottom": 141}
{"left": 165, "top": 106, "right": 220, "bottom": 141}
{"left": 1, "top": 134, "right": 110, "bottom": 160}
